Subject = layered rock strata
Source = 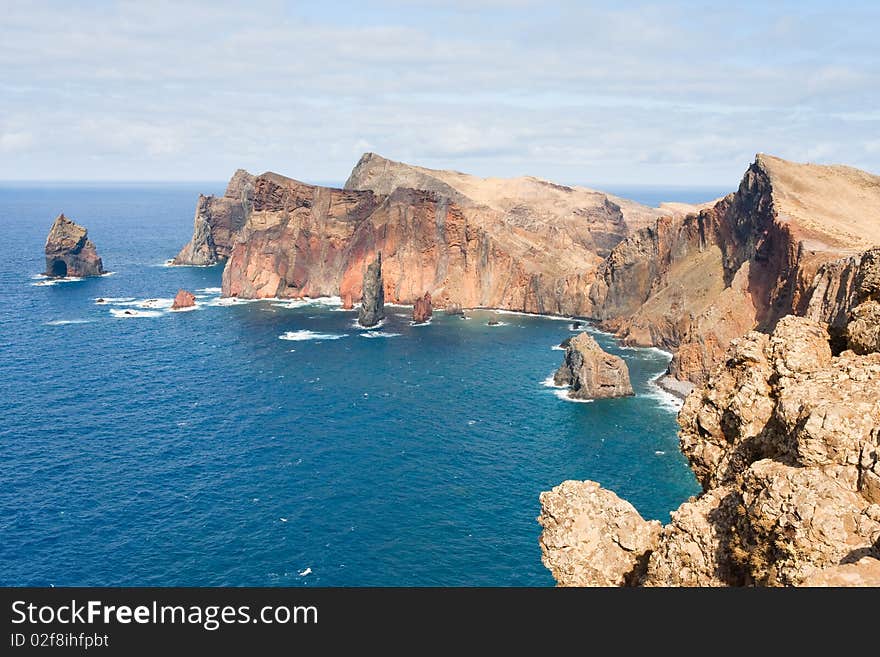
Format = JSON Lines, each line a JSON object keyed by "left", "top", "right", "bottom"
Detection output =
{"left": 357, "top": 254, "right": 385, "bottom": 328}
{"left": 539, "top": 315, "right": 880, "bottom": 587}
{"left": 179, "top": 154, "right": 670, "bottom": 312}
{"left": 553, "top": 332, "right": 633, "bottom": 400}
{"left": 593, "top": 156, "right": 880, "bottom": 385}
{"left": 44, "top": 214, "right": 105, "bottom": 278}
{"left": 173, "top": 169, "right": 255, "bottom": 266}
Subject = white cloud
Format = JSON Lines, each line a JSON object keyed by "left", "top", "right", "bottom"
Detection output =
{"left": 0, "top": 1, "right": 878, "bottom": 184}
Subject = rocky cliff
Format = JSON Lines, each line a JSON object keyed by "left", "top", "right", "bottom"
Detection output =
{"left": 358, "top": 254, "right": 385, "bottom": 328}
{"left": 553, "top": 332, "right": 633, "bottom": 400}
{"left": 44, "top": 213, "right": 105, "bottom": 277}
{"left": 539, "top": 315, "right": 880, "bottom": 586}
{"left": 178, "top": 154, "right": 672, "bottom": 311}
{"left": 173, "top": 169, "right": 255, "bottom": 266}
{"left": 592, "top": 155, "right": 880, "bottom": 385}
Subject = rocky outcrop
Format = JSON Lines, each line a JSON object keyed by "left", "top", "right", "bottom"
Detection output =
{"left": 44, "top": 213, "right": 105, "bottom": 277}
{"left": 173, "top": 169, "right": 255, "bottom": 266}
{"left": 539, "top": 315, "right": 880, "bottom": 586}
{"left": 171, "top": 289, "right": 196, "bottom": 310}
{"left": 445, "top": 301, "right": 465, "bottom": 317}
{"left": 185, "top": 154, "right": 674, "bottom": 312}
{"left": 553, "top": 332, "right": 634, "bottom": 400}
{"left": 593, "top": 156, "right": 880, "bottom": 386}
{"left": 538, "top": 480, "right": 661, "bottom": 586}
{"left": 846, "top": 301, "right": 880, "bottom": 354}
{"left": 412, "top": 292, "right": 432, "bottom": 324}
{"left": 357, "top": 254, "right": 385, "bottom": 327}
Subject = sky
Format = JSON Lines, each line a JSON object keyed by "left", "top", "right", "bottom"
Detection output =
{"left": 1, "top": 0, "right": 878, "bottom": 186}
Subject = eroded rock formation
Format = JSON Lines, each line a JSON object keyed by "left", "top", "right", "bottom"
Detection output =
{"left": 539, "top": 315, "right": 880, "bottom": 586}
{"left": 553, "top": 332, "right": 634, "bottom": 400}
{"left": 178, "top": 154, "right": 672, "bottom": 312}
{"left": 358, "top": 254, "right": 385, "bottom": 328}
{"left": 171, "top": 289, "right": 196, "bottom": 310}
{"left": 593, "top": 156, "right": 880, "bottom": 385}
{"left": 173, "top": 169, "right": 255, "bottom": 266}
{"left": 412, "top": 292, "right": 432, "bottom": 324}
{"left": 44, "top": 213, "right": 105, "bottom": 278}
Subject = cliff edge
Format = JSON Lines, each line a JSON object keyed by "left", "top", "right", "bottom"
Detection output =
{"left": 539, "top": 314, "right": 880, "bottom": 586}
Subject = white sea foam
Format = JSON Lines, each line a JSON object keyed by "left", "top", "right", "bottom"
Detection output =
{"left": 541, "top": 373, "right": 566, "bottom": 389}
{"left": 551, "top": 345, "right": 566, "bottom": 351}
{"left": 279, "top": 330, "right": 348, "bottom": 341}
{"left": 109, "top": 308, "right": 164, "bottom": 319}
{"left": 351, "top": 318, "right": 386, "bottom": 330}
{"left": 95, "top": 297, "right": 135, "bottom": 304}
{"left": 360, "top": 331, "right": 401, "bottom": 338}
{"left": 476, "top": 308, "right": 576, "bottom": 322}
{"left": 298, "top": 567, "right": 312, "bottom": 577}
{"left": 486, "top": 321, "right": 508, "bottom": 327}
{"left": 45, "top": 319, "right": 94, "bottom": 326}
{"left": 272, "top": 296, "right": 344, "bottom": 309}
{"left": 197, "top": 287, "right": 222, "bottom": 294}
{"left": 207, "top": 296, "right": 259, "bottom": 307}
{"left": 553, "top": 389, "right": 594, "bottom": 403}
{"left": 169, "top": 305, "right": 199, "bottom": 313}
{"left": 31, "top": 276, "right": 84, "bottom": 287}
{"left": 411, "top": 318, "right": 432, "bottom": 326}
{"left": 655, "top": 450, "right": 666, "bottom": 455}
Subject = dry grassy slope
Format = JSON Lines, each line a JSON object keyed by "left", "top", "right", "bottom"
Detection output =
{"left": 759, "top": 153, "right": 880, "bottom": 252}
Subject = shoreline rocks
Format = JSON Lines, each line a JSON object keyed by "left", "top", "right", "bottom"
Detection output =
{"left": 413, "top": 292, "right": 432, "bottom": 324}
{"left": 357, "top": 253, "right": 385, "bottom": 328}
{"left": 553, "top": 332, "right": 634, "bottom": 399}
{"left": 44, "top": 213, "right": 105, "bottom": 278}
{"left": 171, "top": 289, "right": 197, "bottom": 310}
{"left": 539, "top": 315, "right": 880, "bottom": 587}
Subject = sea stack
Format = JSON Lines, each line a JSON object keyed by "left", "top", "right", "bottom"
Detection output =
{"left": 553, "top": 332, "right": 634, "bottom": 399}
{"left": 171, "top": 289, "right": 197, "bottom": 310}
{"left": 413, "top": 292, "right": 432, "bottom": 324}
{"left": 445, "top": 301, "right": 465, "bottom": 317}
{"left": 357, "top": 253, "right": 385, "bottom": 328}
{"left": 44, "top": 213, "right": 105, "bottom": 278}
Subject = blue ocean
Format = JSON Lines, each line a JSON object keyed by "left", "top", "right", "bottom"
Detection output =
{"left": 0, "top": 183, "right": 708, "bottom": 586}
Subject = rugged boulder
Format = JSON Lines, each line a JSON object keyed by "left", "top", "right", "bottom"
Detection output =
{"left": 539, "top": 315, "right": 880, "bottom": 586}
{"left": 44, "top": 213, "right": 105, "bottom": 278}
{"left": 171, "top": 289, "right": 197, "bottom": 310}
{"left": 845, "top": 301, "right": 880, "bottom": 355}
{"left": 538, "top": 480, "right": 661, "bottom": 586}
{"left": 445, "top": 301, "right": 465, "bottom": 317}
{"left": 357, "top": 254, "right": 385, "bottom": 328}
{"left": 553, "top": 332, "right": 634, "bottom": 399}
{"left": 412, "top": 292, "right": 432, "bottom": 324}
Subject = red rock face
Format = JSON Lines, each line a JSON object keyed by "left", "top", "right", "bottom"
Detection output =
{"left": 593, "top": 156, "right": 877, "bottom": 384}
{"left": 44, "top": 213, "right": 105, "bottom": 278}
{"left": 412, "top": 292, "right": 432, "bottom": 323}
{"left": 171, "top": 289, "right": 196, "bottom": 310}
{"left": 220, "top": 174, "right": 610, "bottom": 316}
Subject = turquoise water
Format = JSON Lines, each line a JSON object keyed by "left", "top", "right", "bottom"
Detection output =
{"left": 0, "top": 184, "right": 700, "bottom": 586}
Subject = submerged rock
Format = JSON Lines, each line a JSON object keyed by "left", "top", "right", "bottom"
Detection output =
{"left": 357, "top": 253, "right": 385, "bottom": 328}
{"left": 44, "top": 213, "right": 105, "bottom": 278}
{"left": 553, "top": 332, "right": 634, "bottom": 399}
{"left": 413, "top": 292, "right": 432, "bottom": 324}
{"left": 171, "top": 289, "right": 197, "bottom": 310}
